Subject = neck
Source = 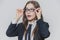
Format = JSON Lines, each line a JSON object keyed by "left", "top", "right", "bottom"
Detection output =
{"left": 28, "top": 19, "right": 36, "bottom": 24}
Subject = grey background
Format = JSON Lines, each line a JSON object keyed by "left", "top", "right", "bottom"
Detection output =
{"left": 0, "top": 0, "right": 60, "bottom": 40}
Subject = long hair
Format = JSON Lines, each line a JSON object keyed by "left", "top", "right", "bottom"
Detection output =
{"left": 23, "top": 1, "right": 43, "bottom": 36}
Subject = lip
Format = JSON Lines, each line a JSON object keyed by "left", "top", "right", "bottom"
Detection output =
{"left": 27, "top": 15, "right": 31, "bottom": 17}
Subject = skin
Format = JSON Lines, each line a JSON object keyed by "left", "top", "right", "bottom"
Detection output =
{"left": 14, "top": 3, "right": 42, "bottom": 23}
{"left": 25, "top": 3, "right": 36, "bottom": 22}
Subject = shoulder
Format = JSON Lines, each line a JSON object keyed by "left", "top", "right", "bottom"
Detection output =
{"left": 36, "top": 19, "right": 49, "bottom": 28}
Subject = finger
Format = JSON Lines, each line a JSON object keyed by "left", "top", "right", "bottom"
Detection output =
{"left": 35, "top": 9, "right": 40, "bottom": 14}
{"left": 16, "top": 9, "right": 22, "bottom": 13}
{"left": 36, "top": 8, "right": 40, "bottom": 11}
{"left": 35, "top": 9, "right": 37, "bottom": 14}
{"left": 16, "top": 8, "right": 22, "bottom": 12}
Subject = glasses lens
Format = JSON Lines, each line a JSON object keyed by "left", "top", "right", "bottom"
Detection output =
{"left": 25, "top": 8, "right": 35, "bottom": 12}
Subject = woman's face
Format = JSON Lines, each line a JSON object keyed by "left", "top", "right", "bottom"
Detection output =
{"left": 25, "top": 3, "right": 36, "bottom": 21}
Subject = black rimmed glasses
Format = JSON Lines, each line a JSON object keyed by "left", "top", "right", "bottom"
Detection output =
{"left": 25, "top": 8, "right": 35, "bottom": 12}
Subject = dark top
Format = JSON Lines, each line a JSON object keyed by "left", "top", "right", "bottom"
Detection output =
{"left": 6, "top": 19, "right": 50, "bottom": 40}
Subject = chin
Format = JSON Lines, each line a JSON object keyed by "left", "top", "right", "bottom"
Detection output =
{"left": 27, "top": 18, "right": 33, "bottom": 21}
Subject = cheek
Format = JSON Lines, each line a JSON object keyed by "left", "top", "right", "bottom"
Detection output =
{"left": 25, "top": 12, "right": 36, "bottom": 20}
{"left": 31, "top": 13, "right": 36, "bottom": 18}
{"left": 32, "top": 14, "right": 35, "bottom": 18}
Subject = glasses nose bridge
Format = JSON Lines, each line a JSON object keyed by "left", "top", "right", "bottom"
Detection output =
{"left": 26, "top": 9, "right": 32, "bottom": 13}
{"left": 27, "top": 11, "right": 31, "bottom": 14}
{"left": 29, "top": 9, "right": 35, "bottom": 12}
{"left": 25, "top": 8, "right": 36, "bottom": 13}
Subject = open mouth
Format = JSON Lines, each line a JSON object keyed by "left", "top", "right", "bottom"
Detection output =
{"left": 27, "top": 15, "right": 31, "bottom": 18}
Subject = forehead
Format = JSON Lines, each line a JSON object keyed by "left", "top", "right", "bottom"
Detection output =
{"left": 26, "top": 3, "right": 35, "bottom": 9}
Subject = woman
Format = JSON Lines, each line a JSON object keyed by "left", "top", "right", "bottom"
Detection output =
{"left": 6, "top": 1, "right": 50, "bottom": 40}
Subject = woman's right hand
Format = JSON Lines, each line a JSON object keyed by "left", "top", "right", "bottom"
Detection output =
{"left": 14, "top": 8, "right": 23, "bottom": 22}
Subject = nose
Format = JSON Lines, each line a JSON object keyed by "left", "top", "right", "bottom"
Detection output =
{"left": 27, "top": 11, "right": 31, "bottom": 14}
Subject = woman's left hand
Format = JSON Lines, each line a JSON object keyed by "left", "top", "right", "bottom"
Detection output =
{"left": 35, "top": 8, "right": 42, "bottom": 20}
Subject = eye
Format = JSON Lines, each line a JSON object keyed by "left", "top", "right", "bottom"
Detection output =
{"left": 25, "top": 8, "right": 35, "bottom": 12}
{"left": 30, "top": 9, "right": 35, "bottom": 11}
{"left": 25, "top": 8, "right": 29, "bottom": 11}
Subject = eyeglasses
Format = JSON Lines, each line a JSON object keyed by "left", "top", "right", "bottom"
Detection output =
{"left": 25, "top": 8, "right": 35, "bottom": 12}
